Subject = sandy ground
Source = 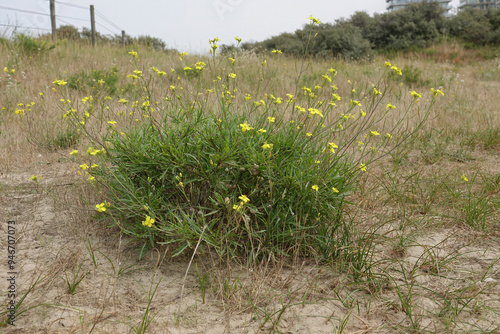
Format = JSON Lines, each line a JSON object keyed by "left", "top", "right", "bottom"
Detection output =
{"left": 0, "top": 151, "right": 499, "bottom": 334}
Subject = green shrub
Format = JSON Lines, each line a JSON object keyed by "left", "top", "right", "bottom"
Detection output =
{"left": 67, "top": 67, "right": 120, "bottom": 96}
{"left": 314, "top": 23, "right": 373, "bottom": 59}
{"left": 47, "top": 25, "right": 439, "bottom": 262}
{"left": 96, "top": 108, "right": 355, "bottom": 259}
{"left": 135, "top": 35, "right": 166, "bottom": 51}
{"left": 400, "top": 65, "right": 431, "bottom": 87}
{"left": 13, "top": 34, "right": 55, "bottom": 57}
{"left": 56, "top": 25, "right": 80, "bottom": 40}
{"left": 47, "top": 128, "right": 80, "bottom": 150}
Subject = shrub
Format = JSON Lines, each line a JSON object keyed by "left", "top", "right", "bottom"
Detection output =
{"left": 66, "top": 67, "right": 120, "bottom": 96}
{"left": 316, "top": 23, "right": 372, "bottom": 59}
{"left": 43, "top": 22, "right": 440, "bottom": 262}
{"left": 400, "top": 65, "right": 431, "bottom": 87}
{"left": 13, "top": 34, "right": 55, "bottom": 57}
{"left": 135, "top": 35, "right": 166, "bottom": 51}
{"left": 56, "top": 25, "right": 80, "bottom": 40}
{"left": 45, "top": 128, "right": 80, "bottom": 150}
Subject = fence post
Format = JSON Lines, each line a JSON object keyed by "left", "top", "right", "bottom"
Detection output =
{"left": 122, "top": 30, "right": 125, "bottom": 47}
{"left": 50, "top": 0, "right": 56, "bottom": 41}
{"left": 90, "top": 5, "right": 96, "bottom": 47}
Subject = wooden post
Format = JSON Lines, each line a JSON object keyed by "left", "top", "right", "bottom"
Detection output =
{"left": 50, "top": 0, "right": 56, "bottom": 41}
{"left": 90, "top": 5, "right": 96, "bottom": 47}
{"left": 121, "top": 30, "right": 125, "bottom": 47}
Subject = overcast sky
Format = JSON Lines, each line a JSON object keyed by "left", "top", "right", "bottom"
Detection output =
{"left": 1, "top": 0, "right": 461, "bottom": 53}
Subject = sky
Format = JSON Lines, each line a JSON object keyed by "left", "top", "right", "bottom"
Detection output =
{"left": 1, "top": 0, "right": 461, "bottom": 54}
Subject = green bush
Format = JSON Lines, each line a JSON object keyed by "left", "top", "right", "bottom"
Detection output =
{"left": 48, "top": 26, "right": 439, "bottom": 262}
{"left": 400, "top": 65, "right": 431, "bottom": 87}
{"left": 13, "top": 34, "right": 55, "bottom": 57}
{"left": 67, "top": 67, "right": 120, "bottom": 96}
{"left": 96, "top": 108, "right": 354, "bottom": 259}
{"left": 45, "top": 128, "right": 80, "bottom": 150}
{"left": 56, "top": 25, "right": 80, "bottom": 40}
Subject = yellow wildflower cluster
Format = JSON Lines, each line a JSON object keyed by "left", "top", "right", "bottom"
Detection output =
{"left": 328, "top": 142, "right": 338, "bottom": 153}
{"left": 240, "top": 121, "right": 254, "bottom": 132}
{"left": 262, "top": 142, "right": 273, "bottom": 150}
{"left": 233, "top": 195, "right": 250, "bottom": 212}
{"left": 308, "top": 15, "right": 320, "bottom": 24}
{"left": 53, "top": 79, "right": 67, "bottom": 86}
{"left": 95, "top": 201, "right": 110, "bottom": 212}
{"left": 142, "top": 215, "right": 155, "bottom": 227}
{"left": 430, "top": 88, "right": 444, "bottom": 97}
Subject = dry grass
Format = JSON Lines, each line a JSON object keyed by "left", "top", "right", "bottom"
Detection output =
{"left": 0, "top": 39, "right": 499, "bottom": 333}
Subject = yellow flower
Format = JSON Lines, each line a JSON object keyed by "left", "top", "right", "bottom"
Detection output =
{"left": 108, "top": 120, "right": 117, "bottom": 126}
{"left": 308, "top": 108, "right": 324, "bottom": 118}
{"left": 373, "top": 88, "right": 382, "bottom": 95}
{"left": 306, "top": 132, "right": 312, "bottom": 137}
{"left": 70, "top": 149, "right": 78, "bottom": 156}
{"left": 234, "top": 36, "right": 242, "bottom": 43}
{"left": 118, "top": 98, "right": 128, "bottom": 104}
{"left": 238, "top": 195, "right": 250, "bottom": 204}
{"left": 262, "top": 142, "right": 273, "bottom": 150}
{"left": 386, "top": 103, "right": 396, "bottom": 110}
{"left": 391, "top": 66, "right": 402, "bottom": 76}
{"left": 328, "top": 142, "right": 338, "bottom": 153}
{"left": 95, "top": 203, "right": 107, "bottom": 212}
{"left": 359, "top": 163, "right": 367, "bottom": 172}
{"left": 430, "top": 88, "right": 444, "bottom": 97}
{"left": 332, "top": 187, "right": 339, "bottom": 193}
{"left": 322, "top": 74, "right": 332, "bottom": 83}
{"left": 80, "top": 164, "right": 89, "bottom": 170}
{"left": 410, "top": 90, "right": 421, "bottom": 98}
{"left": 386, "top": 133, "right": 392, "bottom": 139}
{"left": 315, "top": 160, "right": 320, "bottom": 164}
{"left": 268, "top": 117, "right": 275, "bottom": 123}
{"left": 29, "top": 175, "right": 40, "bottom": 182}
{"left": 350, "top": 100, "right": 361, "bottom": 107}
{"left": 228, "top": 57, "right": 236, "bottom": 64}
{"left": 52, "top": 79, "right": 67, "bottom": 86}
{"left": 128, "top": 51, "right": 138, "bottom": 58}
{"left": 312, "top": 185, "right": 319, "bottom": 191}
{"left": 228, "top": 73, "right": 236, "bottom": 79}
{"left": 272, "top": 49, "right": 282, "bottom": 54}
{"left": 257, "top": 129, "right": 267, "bottom": 134}
{"left": 461, "top": 174, "right": 469, "bottom": 182}
{"left": 233, "top": 204, "right": 242, "bottom": 212}
{"left": 384, "top": 61, "right": 391, "bottom": 67}
{"left": 370, "top": 130, "right": 380, "bottom": 136}
{"left": 3, "top": 67, "right": 7, "bottom": 73}
{"left": 308, "top": 15, "right": 320, "bottom": 24}
{"left": 91, "top": 164, "right": 98, "bottom": 169}
{"left": 142, "top": 215, "right": 155, "bottom": 228}
{"left": 239, "top": 121, "right": 254, "bottom": 132}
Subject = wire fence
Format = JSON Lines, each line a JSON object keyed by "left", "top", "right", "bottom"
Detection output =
{"left": 0, "top": 1, "right": 123, "bottom": 39}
